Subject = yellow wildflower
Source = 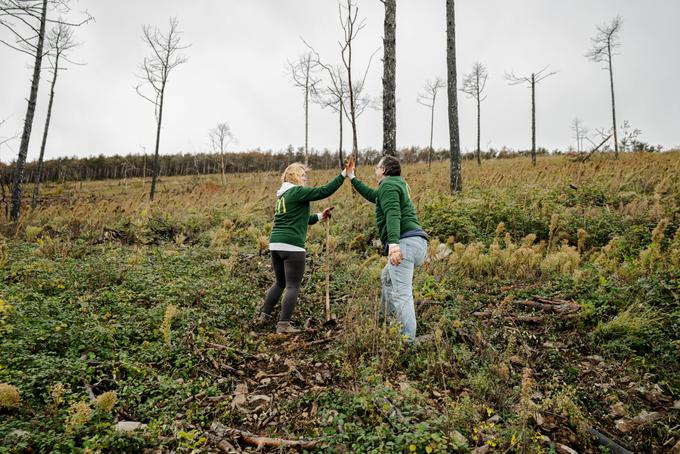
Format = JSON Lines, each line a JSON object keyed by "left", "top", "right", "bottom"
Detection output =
{"left": 65, "top": 402, "right": 92, "bottom": 432}
{"left": 95, "top": 391, "right": 117, "bottom": 413}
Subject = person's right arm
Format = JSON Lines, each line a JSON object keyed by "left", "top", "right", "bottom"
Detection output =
{"left": 350, "top": 177, "right": 377, "bottom": 203}
{"left": 295, "top": 173, "right": 345, "bottom": 202}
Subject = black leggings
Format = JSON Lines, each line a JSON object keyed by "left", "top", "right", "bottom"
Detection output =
{"left": 261, "top": 250, "right": 306, "bottom": 322}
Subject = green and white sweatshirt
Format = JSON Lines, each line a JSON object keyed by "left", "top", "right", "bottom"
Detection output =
{"left": 269, "top": 173, "right": 345, "bottom": 251}
{"left": 351, "top": 175, "right": 422, "bottom": 248}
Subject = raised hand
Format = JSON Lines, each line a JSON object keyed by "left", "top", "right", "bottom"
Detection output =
{"left": 343, "top": 156, "right": 356, "bottom": 178}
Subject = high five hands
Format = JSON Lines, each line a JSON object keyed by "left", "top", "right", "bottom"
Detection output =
{"left": 343, "top": 156, "right": 356, "bottom": 178}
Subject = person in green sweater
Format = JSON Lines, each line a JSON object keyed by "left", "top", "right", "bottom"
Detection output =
{"left": 255, "top": 161, "right": 348, "bottom": 334}
{"left": 345, "top": 155, "right": 428, "bottom": 342}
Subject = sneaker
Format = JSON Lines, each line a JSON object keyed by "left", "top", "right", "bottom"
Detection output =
{"left": 276, "top": 321, "right": 301, "bottom": 334}
{"left": 252, "top": 312, "right": 273, "bottom": 328}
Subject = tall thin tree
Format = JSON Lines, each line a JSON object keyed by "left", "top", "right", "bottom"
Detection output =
{"left": 31, "top": 22, "right": 78, "bottom": 210}
{"left": 446, "top": 0, "right": 461, "bottom": 192}
{"left": 209, "top": 122, "right": 234, "bottom": 185}
{"left": 380, "top": 0, "right": 396, "bottom": 156}
{"left": 0, "top": 0, "right": 90, "bottom": 222}
{"left": 287, "top": 52, "right": 321, "bottom": 166}
{"left": 460, "top": 63, "right": 488, "bottom": 166}
{"left": 586, "top": 16, "right": 622, "bottom": 158}
{"left": 340, "top": 0, "right": 365, "bottom": 162}
{"left": 307, "top": 1, "right": 375, "bottom": 164}
{"left": 135, "top": 17, "right": 189, "bottom": 201}
{"left": 505, "top": 65, "right": 556, "bottom": 166}
{"left": 571, "top": 118, "right": 587, "bottom": 153}
{"left": 416, "top": 77, "right": 444, "bottom": 168}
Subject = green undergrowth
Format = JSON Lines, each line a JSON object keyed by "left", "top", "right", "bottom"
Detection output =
{"left": 1, "top": 155, "right": 679, "bottom": 452}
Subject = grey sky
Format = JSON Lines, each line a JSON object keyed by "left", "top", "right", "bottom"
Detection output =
{"left": 1, "top": 0, "right": 679, "bottom": 163}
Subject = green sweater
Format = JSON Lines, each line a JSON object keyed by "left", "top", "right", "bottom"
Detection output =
{"left": 269, "top": 173, "right": 345, "bottom": 248}
{"left": 351, "top": 175, "right": 422, "bottom": 245}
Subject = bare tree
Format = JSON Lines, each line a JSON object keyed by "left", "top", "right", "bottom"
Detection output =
{"left": 313, "top": 64, "right": 347, "bottom": 169}
{"left": 340, "top": 0, "right": 366, "bottom": 162}
{"left": 312, "top": 58, "right": 373, "bottom": 170}
{"left": 135, "top": 17, "right": 189, "bottom": 201}
{"left": 460, "top": 62, "right": 488, "bottom": 166}
{"left": 416, "top": 77, "right": 444, "bottom": 168}
{"left": 571, "top": 118, "right": 588, "bottom": 153}
{"left": 305, "top": 1, "right": 376, "bottom": 164}
{"left": 586, "top": 16, "right": 623, "bottom": 158}
{"left": 380, "top": 0, "right": 396, "bottom": 156}
{"left": 446, "top": 0, "right": 461, "bottom": 192}
{"left": 287, "top": 52, "right": 321, "bottom": 166}
{"left": 0, "top": 0, "right": 91, "bottom": 222}
{"left": 505, "top": 65, "right": 557, "bottom": 166}
{"left": 31, "top": 22, "right": 79, "bottom": 210}
{"left": 209, "top": 122, "right": 234, "bottom": 185}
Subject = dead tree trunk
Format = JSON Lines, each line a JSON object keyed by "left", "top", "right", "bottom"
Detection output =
{"left": 475, "top": 74, "right": 481, "bottom": 165}
{"left": 417, "top": 78, "right": 443, "bottom": 169}
{"left": 505, "top": 66, "right": 556, "bottom": 166}
{"left": 429, "top": 94, "right": 435, "bottom": 166}
{"left": 149, "top": 81, "right": 165, "bottom": 200}
{"left": 338, "top": 100, "right": 344, "bottom": 168}
{"left": 304, "top": 54, "right": 310, "bottom": 166}
{"left": 607, "top": 43, "right": 618, "bottom": 158}
{"left": 136, "top": 18, "right": 188, "bottom": 201}
{"left": 446, "top": 0, "right": 461, "bottom": 192}
{"left": 461, "top": 62, "right": 487, "bottom": 166}
{"left": 531, "top": 73, "right": 536, "bottom": 166}
{"left": 10, "top": 0, "right": 47, "bottom": 222}
{"left": 31, "top": 23, "right": 75, "bottom": 210}
{"left": 586, "top": 16, "right": 622, "bottom": 159}
{"left": 31, "top": 61, "right": 57, "bottom": 210}
{"left": 381, "top": 0, "right": 396, "bottom": 156}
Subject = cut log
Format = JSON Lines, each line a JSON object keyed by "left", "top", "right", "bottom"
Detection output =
{"left": 208, "top": 421, "right": 318, "bottom": 450}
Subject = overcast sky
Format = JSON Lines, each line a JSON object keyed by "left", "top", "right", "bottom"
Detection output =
{"left": 1, "top": 0, "right": 679, "bottom": 163}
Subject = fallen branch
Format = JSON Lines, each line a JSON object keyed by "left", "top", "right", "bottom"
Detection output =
{"left": 183, "top": 391, "right": 206, "bottom": 405}
{"left": 472, "top": 311, "right": 542, "bottom": 324}
{"left": 304, "top": 334, "right": 342, "bottom": 347}
{"left": 517, "top": 297, "right": 580, "bottom": 314}
{"left": 208, "top": 421, "right": 319, "bottom": 450}
{"left": 588, "top": 426, "right": 633, "bottom": 454}
{"left": 572, "top": 134, "right": 612, "bottom": 163}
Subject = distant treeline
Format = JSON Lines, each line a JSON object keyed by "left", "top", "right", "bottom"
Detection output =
{"left": 0, "top": 147, "right": 431, "bottom": 184}
{"left": 0, "top": 145, "right": 657, "bottom": 185}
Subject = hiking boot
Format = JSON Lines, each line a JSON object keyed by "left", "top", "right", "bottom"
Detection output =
{"left": 252, "top": 312, "right": 274, "bottom": 328}
{"left": 276, "top": 321, "right": 301, "bottom": 334}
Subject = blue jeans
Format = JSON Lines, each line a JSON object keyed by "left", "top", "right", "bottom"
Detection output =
{"left": 381, "top": 236, "right": 427, "bottom": 341}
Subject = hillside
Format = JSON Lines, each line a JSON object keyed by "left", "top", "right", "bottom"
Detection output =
{"left": 1, "top": 153, "right": 679, "bottom": 452}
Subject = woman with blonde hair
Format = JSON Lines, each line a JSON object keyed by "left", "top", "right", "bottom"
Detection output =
{"left": 256, "top": 160, "right": 350, "bottom": 333}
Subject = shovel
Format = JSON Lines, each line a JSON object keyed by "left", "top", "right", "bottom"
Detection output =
{"left": 323, "top": 208, "right": 338, "bottom": 329}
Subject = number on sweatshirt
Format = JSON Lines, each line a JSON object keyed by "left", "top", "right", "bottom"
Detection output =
{"left": 275, "top": 196, "right": 287, "bottom": 215}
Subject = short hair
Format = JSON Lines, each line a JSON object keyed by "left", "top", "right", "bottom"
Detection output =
{"left": 379, "top": 155, "right": 401, "bottom": 176}
{"left": 281, "top": 163, "right": 309, "bottom": 185}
